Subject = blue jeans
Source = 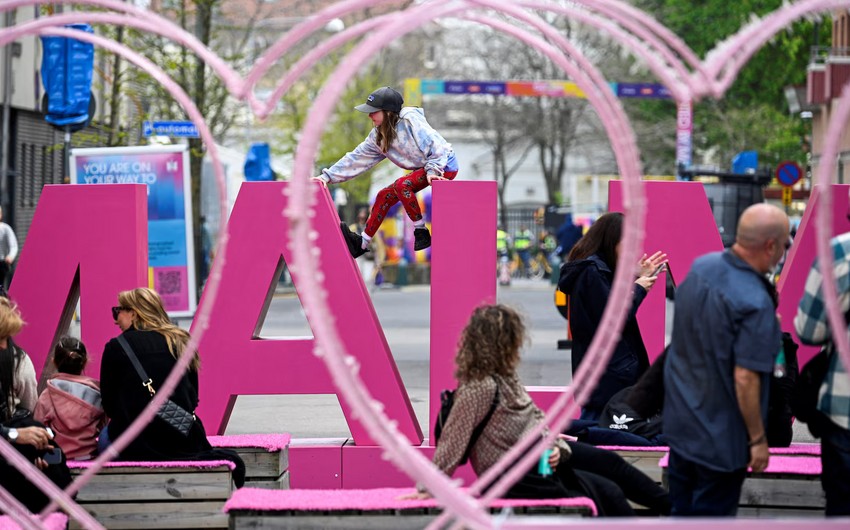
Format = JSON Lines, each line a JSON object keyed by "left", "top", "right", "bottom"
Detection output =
{"left": 97, "top": 424, "right": 112, "bottom": 454}
{"left": 667, "top": 449, "right": 745, "bottom": 516}
{"left": 822, "top": 422, "right": 850, "bottom": 516}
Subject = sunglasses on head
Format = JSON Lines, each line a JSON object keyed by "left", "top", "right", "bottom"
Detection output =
{"left": 111, "top": 306, "right": 129, "bottom": 320}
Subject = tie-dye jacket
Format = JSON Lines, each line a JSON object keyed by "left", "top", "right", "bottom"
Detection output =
{"left": 321, "top": 107, "right": 457, "bottom": 184}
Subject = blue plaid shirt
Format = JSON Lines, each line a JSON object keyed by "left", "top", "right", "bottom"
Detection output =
{"left": 794, "top": 232, "right": 850, "bottom": 430}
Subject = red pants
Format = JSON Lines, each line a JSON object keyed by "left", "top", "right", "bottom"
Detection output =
{"left": 365, "top": 168, "right": 458, "bottom": 237}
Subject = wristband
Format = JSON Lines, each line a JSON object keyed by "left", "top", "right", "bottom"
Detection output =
{"left": 748, "top": 433, "right": 766, "bottom": 447}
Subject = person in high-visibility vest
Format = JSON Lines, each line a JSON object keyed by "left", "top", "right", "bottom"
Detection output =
{"left": 514, "top": 226, "right": 533, "bottom": 277}
{"left": 537, "top": 229, "right": 557, "bottom": 278}
{"left": 496, "top": 228, "right": 511, "bottom": 258}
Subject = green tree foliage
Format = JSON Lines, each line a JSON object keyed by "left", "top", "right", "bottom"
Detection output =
{"left": 634, "top": 0, "right": 828, "bottom": 169}
{"left": 267, "top": 47, "right": 394, "bottom": 208}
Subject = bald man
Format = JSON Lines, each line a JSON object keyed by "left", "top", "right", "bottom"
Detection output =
{"left": 663, "top": 204, "right": 789, "bottom": 516}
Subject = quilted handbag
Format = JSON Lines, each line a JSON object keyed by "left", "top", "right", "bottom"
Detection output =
{"left": 116, "top": 335, "right": 195, "bottom": 437}
{"left": 156, "top": 398, "right": 195, "bottom": 436}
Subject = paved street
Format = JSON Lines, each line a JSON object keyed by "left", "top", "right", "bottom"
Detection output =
{"left": 221, "top": 278, "right": 814, "bottom": 443}
{"left": 224, "top": 279, "right": 572, "bottom": 438}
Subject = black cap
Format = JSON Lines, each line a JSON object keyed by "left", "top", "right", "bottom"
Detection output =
{"left": 355, "top": 87, "right": 403, "bottom": 114}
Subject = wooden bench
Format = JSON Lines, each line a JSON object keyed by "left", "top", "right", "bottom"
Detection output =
{"left": 68, "top": 460, "right": 236, "bottom": 529}
{"left": 659, "top": 449, "right": 825, "bottom": 517}
{"left": 67, "top": 434, "right": 291, "bottom": 529}
{"left": 602, "top": 445, "right": 669, "bottom": 483}
{"left": 605, "top": 443, "right": 820, "bottom": 486}
{"left": 224, "top": 487, "right": 596, "bottom": 529}
{"left": 209, "top": 433, "right": 291, "bottom": 489}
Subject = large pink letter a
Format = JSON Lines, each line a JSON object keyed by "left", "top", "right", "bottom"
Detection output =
{"left": 195, "top": 182, "right": 422, "bottom": 444}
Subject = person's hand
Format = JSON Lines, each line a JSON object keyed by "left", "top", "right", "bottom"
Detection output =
{"left": 635, "top": 274, "right": 659, "bottom": 292}
{"left": 548, "top": 445, "right": 560, "bottom": 471}
{"left": 749, "top": 440, "right": 769, "bottom": 473}
{"left": 426, "top": 173, "right": 446, "bottom": 185}
{"left": 398, "top": 490, "right": 432, "bottom": 500}
{"left": 637, "top": 251, "right": 667, "bottom": 278}
{"left": 4, "top": 257, "right": 11, "bottom": 265}
{"left": 311, "top": 176, "right": 328, "bottom": 188}
{"left": 14, "top": 426, "right": 52, "bottom": 450}
{"left": 34, "top": 457, "right": 47, "bottom": 471}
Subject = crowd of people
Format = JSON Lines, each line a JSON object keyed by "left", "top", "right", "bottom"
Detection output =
{"left": 415, "top": 201, "right": 848, "bottom": 518}
{"left": 0, "top": 287, "right": 244, "bottom": 513}
{"left": 3, "top": 194, "right": 849, "bottom": 519}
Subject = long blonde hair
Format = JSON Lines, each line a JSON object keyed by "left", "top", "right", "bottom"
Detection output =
{"left": 118, "top": 288, "right": 200, "bottom": 372}
{"left": 375, "top": 111, "right": 400, "bottom": 153}
{"left": 455, "top": 304, "right": 526, "bottom": 382}
{"left": 0, "top": 297, "right": 23, "bottom": 340}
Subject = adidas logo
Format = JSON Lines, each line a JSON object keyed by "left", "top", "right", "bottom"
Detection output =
{"left": 608, "top": 413, "right": 633, "bottom": 430}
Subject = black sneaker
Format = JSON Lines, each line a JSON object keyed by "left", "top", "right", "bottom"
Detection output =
{"left": 413, "top": 227, "right": 431, "bottom": 251}
{"left": 340, "top": 222, "right": 369, "bottom": 259}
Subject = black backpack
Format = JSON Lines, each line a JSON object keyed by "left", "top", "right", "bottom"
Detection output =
{"left": 433, "top": 379, "right": 499, "bottom": 465}
{"left": 598, "top": 386, "right": 663, "bottom": 440}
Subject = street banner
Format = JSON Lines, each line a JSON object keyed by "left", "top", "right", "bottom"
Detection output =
{"left": 70, "top": 145, "right": 197, "bottom": 316}
{"left": 407, "top": 78, "right": 671, "bottom": 101}
{"left": 676, "top": 99, "right": 693, "bottom": 172}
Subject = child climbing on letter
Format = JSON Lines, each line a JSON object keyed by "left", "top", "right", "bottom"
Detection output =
{"left": 313, "top": 86, "right": 458, "bottom": 258}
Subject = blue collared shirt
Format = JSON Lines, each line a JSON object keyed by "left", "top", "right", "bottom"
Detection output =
{"left": 664, "top": 250, "right": 779, "bottom": 472}
{"left": 794, "top": 232, "right": 850, "bottom": 430}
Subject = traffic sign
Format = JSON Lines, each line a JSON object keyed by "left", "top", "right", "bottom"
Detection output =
{"left": 782, "top": 186, "right": 793, "bottom": 206}
{"left": 142, "top": 121, "right": 199, "bottom": 138}
{"left": 776, "top": 161, "right": 803, "bottom": 187}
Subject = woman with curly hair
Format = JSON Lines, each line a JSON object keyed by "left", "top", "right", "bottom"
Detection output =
{"left": 99, "top": 288, "right": 245, "bottom": 486}
{"left": 403, "top": 304, "right": 669, "bottom": 516}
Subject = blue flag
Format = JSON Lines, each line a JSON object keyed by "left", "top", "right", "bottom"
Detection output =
{"left": 244, "top": 143, "right": 274, "bottom": 182}
{"left": 40, "top": 24, "right": 94, "bottom": 127}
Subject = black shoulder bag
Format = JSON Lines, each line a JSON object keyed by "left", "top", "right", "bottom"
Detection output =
{"left": 791, "top": 343, "right": 835, "bottom": 438}
{"left": 433, "top": 379, "right": 499, "bottom": 465}
{"left": 116, "top": 335, "right": 195, "bottom": 437}
{"left": 790, "top": 307, "right": 850, "bottom": 438}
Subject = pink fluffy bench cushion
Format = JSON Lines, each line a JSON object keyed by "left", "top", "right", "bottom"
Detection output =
{"left": 224, "top": 487, "right": 597, "bottom": 516}
{"left": 658, "top": 454, "right": 821, "bottom": 475}
{"left": 598, "top": 443, "right": 819, "bottom": 455}
{"left": 598, "top": 446, "right": 669, "bottom": 452}
{"left": 208, "top": 433, "right": 291, "bottom": 452}
{"left": 67, "top": 459, "right": 236, "bottom": 470}
{"left": 0, "top": 513, "right": 68, "bottom": 530}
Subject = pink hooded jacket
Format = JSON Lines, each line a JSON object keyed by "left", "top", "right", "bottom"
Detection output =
{"left": 33, "top": 373, "right": 107, "bottom": 460}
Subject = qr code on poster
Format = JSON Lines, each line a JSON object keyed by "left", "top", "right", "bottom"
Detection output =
{"left": 157, "top": 270, "right": 182, "bottom": 294}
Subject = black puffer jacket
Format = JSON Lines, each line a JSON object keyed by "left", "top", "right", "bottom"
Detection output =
{"left": 558, "top": 255, "right": 650, "bottom": 417}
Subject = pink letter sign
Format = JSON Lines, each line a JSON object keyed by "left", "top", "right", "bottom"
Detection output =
{"left": 10, "top": 184, "right": 149, "bottom": 378}
{"left": 430, "top": 180, "right": 497, "bottom": 429}
{"left": 609, "top": 180, "right": 723, "bottom": 361}
{"left": 194, "top": 182, "right": 422, "bottom": 444}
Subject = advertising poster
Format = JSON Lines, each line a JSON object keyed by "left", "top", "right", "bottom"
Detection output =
{"left": 70, "top": 145, "right": 197, "bottom": 317}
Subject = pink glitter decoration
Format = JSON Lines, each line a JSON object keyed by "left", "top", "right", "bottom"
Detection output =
{"left": 0, "top": 1, "right": 847, "bottom": 528}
